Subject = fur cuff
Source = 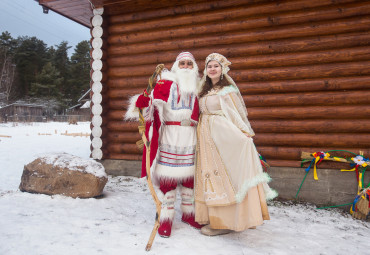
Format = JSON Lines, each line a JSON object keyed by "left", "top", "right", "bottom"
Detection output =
{"left": 124, "top": 94, "right": 141, "bottom": 121}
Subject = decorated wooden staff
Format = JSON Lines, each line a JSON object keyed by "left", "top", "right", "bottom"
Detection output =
{"left": 136, "top": 64, "right": 165, "bottom": 251}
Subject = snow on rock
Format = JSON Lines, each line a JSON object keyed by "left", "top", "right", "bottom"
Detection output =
{"left": 37, "top": 152, "right": 107, "bottom": 178}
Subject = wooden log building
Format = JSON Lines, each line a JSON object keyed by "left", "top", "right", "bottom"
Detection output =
{"left": 0, "top": 103, "right": 46, "bottom": 122}
{"left": 37, "top": 0, "right": 370, "bottom": 205}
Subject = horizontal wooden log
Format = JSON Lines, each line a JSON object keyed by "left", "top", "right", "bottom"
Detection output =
{"left": 256, "top": 146, "right": 370, "bottom": 160}
{"left": 106, "top": 132, "right": 141, "bottom": 143}
{"left": 106, "top": 143, "right": 142, "bottom": 154}
{"left": 244, "top": 90, "right": 370, "bottom": 107}
{"left": 232, "top": 60, "right": 370, "bottom": 82}
{"left": 248, "top": 105, "right": 370, "bottom": 120}
{"left": 239, "top": 76, "right": 370, "bottom": 95}
{"left": 108, "top": 16, "right": 370, "bottom": 55}
{"left": 106, "top": 153, "right": 142, "bottom": 161}
{"left": 266, "top": 159, "right": 302, "bottom": 168}
{"left": 109, "top": 0, "right": 360, "bottom": 34}
{"left": 107, "top": 88, "right": 142, "bottom": 99}
{"left": 108, "top": 100, "right": 126, "bottom": 110}
{"left": 106, "top": 110, "right": 127, "bottom": 121}
{"left": 108, "top": 31, "right": 370, "bottom": 67}
{"left": 251, "top": 119, "right": 370, "bottom": 134}
{"left": 109, "top": 2, "right": 370, "bottom": 45}
{"left": 253, "top": 133, "right": 370, "bottom": 148}
{"left": 106, "top": 118, "right": 139, "bottom": 132}
{"left": 107, "top": 77, "right": 151, "bottom": 89}
{"left": 108, "top": 62, "right": 173, "bottom": 78}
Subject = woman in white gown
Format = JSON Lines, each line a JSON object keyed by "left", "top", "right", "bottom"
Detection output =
{"left": 195, "top": 53, "right": 277, "bottom": 236}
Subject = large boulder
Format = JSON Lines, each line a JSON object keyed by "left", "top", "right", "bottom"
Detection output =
{"left": 19, "top": 153, "right": 108, "bottom": 198}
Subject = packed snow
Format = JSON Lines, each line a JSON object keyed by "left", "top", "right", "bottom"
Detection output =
{"left": 0, "top": 122, "right": 369, "bottom": 255}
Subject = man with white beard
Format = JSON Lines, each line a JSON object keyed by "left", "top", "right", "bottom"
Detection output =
{"left": 125, "top": 52, "right": 202, "bottom": 237}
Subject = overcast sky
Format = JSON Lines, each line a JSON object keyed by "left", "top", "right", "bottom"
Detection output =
{"left": 0, "top": 0, "right": 91, "bottom": 55}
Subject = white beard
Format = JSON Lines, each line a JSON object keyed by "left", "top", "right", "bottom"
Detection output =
{"left": 175, "top": 69, "right": 199, "bottom": 95}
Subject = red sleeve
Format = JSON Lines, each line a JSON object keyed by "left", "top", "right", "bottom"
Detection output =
{"left": 135, "top": 94, "right": 150, "bottom": 108}
{"left": 191, "top": 96, "right": 199, "bottom": 122}
{"left": 153, "top": 80, "right": 172, "bottom": 102}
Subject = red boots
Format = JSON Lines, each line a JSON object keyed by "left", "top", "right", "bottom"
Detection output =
{"left": 182, "top": 214, "right": 203, "bottom": 229}
{"left": 158, "top": 220, "right": 173, "bottom": 238}
{"left": 158, "top": 215, "right": 203, "bottom": 238}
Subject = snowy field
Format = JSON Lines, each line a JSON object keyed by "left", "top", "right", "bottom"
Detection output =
{"left": 0, "top": 122, "right": 369, "bottom": 255}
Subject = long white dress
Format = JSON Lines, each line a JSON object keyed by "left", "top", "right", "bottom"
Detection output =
{"left": 195, "top": 85, "right": 277, "bottom": 231}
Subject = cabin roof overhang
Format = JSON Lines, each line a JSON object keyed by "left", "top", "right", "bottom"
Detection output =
{"left": 37, "top": 0, "right": 204, "bottom": 28}
{"left": 38, "top": 0, "right": 97, "bottom": 28}
{"left": 37, "top": 0, "right": 143, "bottom": 28}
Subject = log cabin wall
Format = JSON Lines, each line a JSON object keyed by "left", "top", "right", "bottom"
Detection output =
{"left": 98, "top": 0, "right": 370, "bottom": 169}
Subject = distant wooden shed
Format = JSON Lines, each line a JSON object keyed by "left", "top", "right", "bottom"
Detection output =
{"left": 0, "top": 103, "right": 45, "bottom": 122}
{"left": 37, "top": 0, "right": 370, "bottom": 204}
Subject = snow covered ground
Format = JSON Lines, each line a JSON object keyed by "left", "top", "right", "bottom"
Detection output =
{"left": 0, "top": 122, "right": 369, "bottom": 255}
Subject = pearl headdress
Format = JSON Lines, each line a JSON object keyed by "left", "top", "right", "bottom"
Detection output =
{"left": 205, "top": 53, "right": 232, "bottom": 74}
{"left": 197, "top": 53, "right": 238, "bottom": 94}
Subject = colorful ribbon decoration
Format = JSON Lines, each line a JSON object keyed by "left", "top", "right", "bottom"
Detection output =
{"left": 298, "top": 150, "right": 370, "bottom": 213}
{"left": 259, "top": 153, "right": 269, "bottom": 172}
{"left": 305, "top": 151, "right": 330, "bottom": 180}
{"left": 341, "top": 155, "right": 370, "bottom": 193}
{"left": 350, "top": 187, "right": 370, "bottom": 216}
{"left": 350, "top": 194, "right": 361, "bottom": 214}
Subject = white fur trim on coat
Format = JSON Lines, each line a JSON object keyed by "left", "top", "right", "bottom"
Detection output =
{"left": 124, "top": 94, "right": 141, "bottom": 121}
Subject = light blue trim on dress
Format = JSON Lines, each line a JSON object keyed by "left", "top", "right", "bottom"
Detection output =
{"left": 235, "top": 172, "right": 278, "bottom": 203}
{"left": 218, "top": 85, "right": 239, "bottom": 96}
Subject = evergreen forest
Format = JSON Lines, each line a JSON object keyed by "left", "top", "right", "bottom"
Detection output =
{"left": 0, "top": 31, "right": 91, "bottom": 114}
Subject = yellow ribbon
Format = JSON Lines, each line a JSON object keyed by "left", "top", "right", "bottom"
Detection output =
{"left": 341, "top": 167, "right": 356, "bottom": 172}
{"left": 312, "top": 152, "right": 330, "bottom": 180}
{"left": 333, "top": 157, "right": 343, "bottom": 162}
{"left": 313, "top": 156, "right": 320, "bottom": 180}
{"left": 358, "top": 172, "right": 363, "bottom": 191}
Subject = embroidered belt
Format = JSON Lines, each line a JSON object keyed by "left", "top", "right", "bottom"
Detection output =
{"left": 202, "top": 112, "right": 224, "bottom": 116}
{"left": 165, "top": 120, "right": 195, "bottom": 126}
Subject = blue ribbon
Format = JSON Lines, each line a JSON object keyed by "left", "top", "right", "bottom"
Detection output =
{"left": 351, "top": 195, "right": 361, "bottom": 212}
{"left": 305, "top": 159, "right": 315, "bottom": 172}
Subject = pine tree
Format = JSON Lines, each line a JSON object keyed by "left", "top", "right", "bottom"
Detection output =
{"left": 30, "top": 62, "right": 63, "bottom": 99}
{"left": 53, "top": 41, "right": 71, "bottom": 102}
{"left": 14, "top": 36, "right": 49, "bottom": 97}
{"left": 68, "top": 40, "right": 91, "bottom": 104}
